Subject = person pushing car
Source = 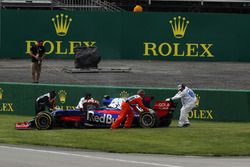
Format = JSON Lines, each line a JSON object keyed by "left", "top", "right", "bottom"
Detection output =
{"left": 166, "top": 84, "right": 197, "bottom": 128}
{"left": 26, "top": 90, "right": 57, "bottom": 127}
{"left": 35, "top": 90, "right": 57, "bottom": 114}
{"left": 111, "top": 89, "right": 154, "bottom": 129}
{"left": 76, "top": 93, "right": 100, "bottom": 112}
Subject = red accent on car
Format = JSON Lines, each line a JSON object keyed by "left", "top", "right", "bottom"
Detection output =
{"left": 59, "top": 116, "right": 81, "bottom": 121}
{"left": 94, "top": 109, "right": 121, "bottom": 115}
{"left": 15, "top": 122, "right": 30, "bottom": 129}
{"left": 153, "top": 101, "right": 172, "bottom": 118}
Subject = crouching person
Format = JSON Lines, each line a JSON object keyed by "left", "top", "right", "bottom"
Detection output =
{"left": 35, "top": 90, "right": 57, "bottom": 114}
{"left": 27, "top": 90, "right": 57, "bottom": 128}
{"left": 76, "top": 93, "right": 99, "bottom": 112}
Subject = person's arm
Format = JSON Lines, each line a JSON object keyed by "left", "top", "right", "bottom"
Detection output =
{"left": 171, "top": 90, "right": 186, "bottom": 101}
{"left": 40, "top": 46, "right": 46, "bottom": 60}
{"left": 76, "top": 98, "right": 84, "bottom": 110}
{"left": 44, "top": 96, "right": 52, "bottom": 108}
{"left": 108, "top": 98, "right": 118, "bottom": 108}
{"left": 30, "top": 46, "right": 38, "bottom": 58}
{"left": 30, "top": 53, "right": 38, "bottom": 60}
{"left": 50, "top": 99, "right": 56, "bottom": 110}
{"left": 136, "top": 98, "right": 149, "bottom": 112}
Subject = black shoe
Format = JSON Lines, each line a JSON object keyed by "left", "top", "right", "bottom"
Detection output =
{"left": 177, "top": 124, "right": 190, "bottom": 128}
{"left": 183, "top": 123, "right": 190, "bottom": 127}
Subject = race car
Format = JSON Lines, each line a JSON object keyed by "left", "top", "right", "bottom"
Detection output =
{"left": 16, "top": 98, "right": 176, "bottom": 130}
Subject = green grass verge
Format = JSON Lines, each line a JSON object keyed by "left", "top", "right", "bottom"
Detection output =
{"left": 1, "top": 114, "right": 250, "bottom": 156}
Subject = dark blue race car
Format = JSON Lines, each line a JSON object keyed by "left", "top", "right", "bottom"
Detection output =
{"left": 16, "top": 99, "right": 176, "bottom": 130}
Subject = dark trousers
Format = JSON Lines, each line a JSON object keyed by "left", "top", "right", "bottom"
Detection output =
{"left": 35, "top": 101, "right": 46, "bottom": 115}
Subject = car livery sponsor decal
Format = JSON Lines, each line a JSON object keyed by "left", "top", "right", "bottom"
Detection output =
{"left": 87, "top": 110, "right": 118, "bottom": 124}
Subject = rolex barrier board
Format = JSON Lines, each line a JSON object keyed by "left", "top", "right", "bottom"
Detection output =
{"left": 0, "top": 82, "right": 249, "bottom": 122}
{"left": 0, "top": 10, "right": 250, "bottom": 61}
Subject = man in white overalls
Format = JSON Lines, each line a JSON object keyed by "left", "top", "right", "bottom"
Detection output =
{"left": 166, "top": 84, "right": 197, "bottom": 128}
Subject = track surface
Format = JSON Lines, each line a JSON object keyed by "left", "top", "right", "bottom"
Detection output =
{"left": 0, "top": 144, "right": 250, "bottom": 167}
{"left": 0, "top": 59, "right": 249, "bottom": 90}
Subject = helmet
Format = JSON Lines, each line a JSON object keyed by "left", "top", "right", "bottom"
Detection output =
{"left": 50, "top": 90, "right": 57, "bottom": 98}
{"left": 137, "top": 89, "right": 145, "bottom": 97}
{"left": 103, "top": 95, "right": 110, "bottom": 99}
{"left": 85, "top": 93, "right": 92, "bottom": 100}
{"left": 177, "top": 84, "right": 185, "bottom": 91}
{"left": 133, "top": 5, "right": 143, "bottom": 12}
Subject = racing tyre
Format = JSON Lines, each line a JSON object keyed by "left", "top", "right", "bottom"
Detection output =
{"left": 160, "top": 113, "right": 173, "bottom": 127}
{"left": 139, "top": 112, "right": 158, "bottom": 128}
{"left": 35, "top": 111, "right": 54, "bottom": 130}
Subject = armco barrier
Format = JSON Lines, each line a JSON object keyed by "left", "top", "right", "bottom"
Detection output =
{"left": 0, "top": 82, "right": 249, "bottom": 122}
{"left": 1, "top": 10, "right": 250, "bottom": 61}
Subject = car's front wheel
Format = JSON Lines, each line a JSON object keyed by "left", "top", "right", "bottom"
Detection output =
{"left": 35, "top": 111, "right": 54, "bottom": 130}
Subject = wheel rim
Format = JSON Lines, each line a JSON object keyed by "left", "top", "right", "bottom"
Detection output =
{"left": 35, "top": 112, "right": 52, "bottom": 130}
{"left": 38, "top": 116, "right": 49, "bottom": 127}
{"left": 141, "top": 113, "right": 155, "bottom": 127}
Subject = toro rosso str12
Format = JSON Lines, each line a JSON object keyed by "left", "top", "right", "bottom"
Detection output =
{"left": 16, "top": 99, "right": 176, "bottom": 130}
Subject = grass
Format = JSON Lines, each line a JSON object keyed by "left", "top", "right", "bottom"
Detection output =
{"left": 1, "top": 114, "right": 250, "bottom": 156}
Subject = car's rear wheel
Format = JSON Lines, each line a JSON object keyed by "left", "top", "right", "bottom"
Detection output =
{"left": 160, "top": 113, "right": 173, "bottom": 127}
{"left": 139, "top": 112, "right": 158, "bottom": 128}
{"left": 35, "top": 111, "right": 54, "bottom": 130}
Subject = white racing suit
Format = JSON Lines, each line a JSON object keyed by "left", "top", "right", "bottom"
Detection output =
{"left": 108, "top": 98, "right": 125, "bottom": 110}
{"left": 76, "top": 97, "right": 95, "bottom": 110}
{"left": 171, "top": 87, "right": 197, "bottom": 126}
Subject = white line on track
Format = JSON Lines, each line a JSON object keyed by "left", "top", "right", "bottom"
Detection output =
{"left": 0, "top": 145, "right": 182, "bottom": 167}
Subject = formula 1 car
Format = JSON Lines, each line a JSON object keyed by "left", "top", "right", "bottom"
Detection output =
{"left": 16, "top": 99, "right": 176, "bottom": 130}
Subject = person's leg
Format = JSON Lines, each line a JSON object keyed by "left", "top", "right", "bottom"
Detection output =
{"left": 178, "top": 106, "right": 188, "bottom": 127}
{"left": 31, "top": 62, "right": 36, "bottom": 83}
{"left": 36, "top": 63, "right": 42, "bottom": 83}
{"left": 183, "top": 108, "right": 191, "bottom": 125}
{"left": 35, "top": 101, "right": 40, "bottom": 115}
{"left": 178, "top": 103, "right": 195, "bottom": 127}
{"left": 35, "top": 102, "right": 46, "bottom": 115}
{"left": 111, "top": 111, "right": 127, "bottom": 129}
{"left": 111, "top": 103, "right": 129, "bottom": 129}
{"left": 183, "top": 102, "right": 196, "bottom": 125}
{"left": 124, "top": 110, "right": 134, "bottom": 128}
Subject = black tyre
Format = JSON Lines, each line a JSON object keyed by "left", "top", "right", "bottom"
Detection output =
{"left": 35, "top": 111, "right": 54, "bottom": 130}
{"left": 160, "top": 113, "right": 173, "bottom": 127}
{"left": 139, "top": 112, "right": 158, "bottom": 128}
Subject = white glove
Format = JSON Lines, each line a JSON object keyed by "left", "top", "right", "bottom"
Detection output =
{"left": 165, "top": 98, "right": 171, "bottom": 101}
{"left": 148, "top": 109, "right": 155, "bottom": 114}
